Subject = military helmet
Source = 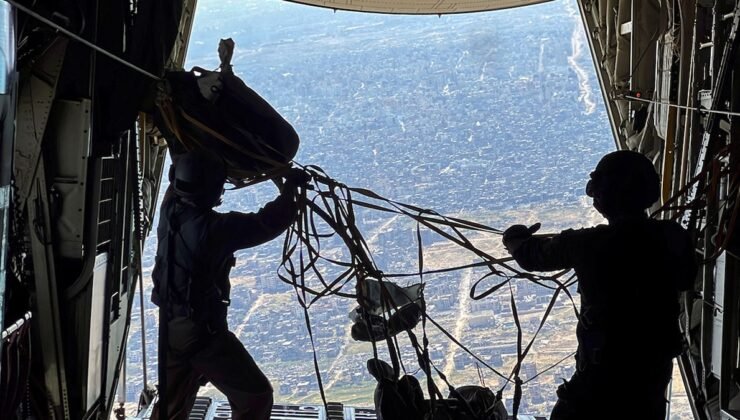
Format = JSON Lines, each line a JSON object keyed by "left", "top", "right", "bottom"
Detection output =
{"left": 172, "top": 151, "right": 226, "bottom": 208}
{"left": 586, "top": 150, "right": 660, "bottom": 214}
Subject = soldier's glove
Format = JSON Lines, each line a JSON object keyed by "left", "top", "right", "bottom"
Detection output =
{"left": 283, "top": 167, "right": 311, "bottom": 190}
{"left": 502, "top": 223, "right": 541, "bottom": 253}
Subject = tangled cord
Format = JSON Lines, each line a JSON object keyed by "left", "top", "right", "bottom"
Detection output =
{"left": 278, "top": 165, "right": 580, "bottom": 416}
{"left": 651, "top": 144, "right": 740, "bottom": 262}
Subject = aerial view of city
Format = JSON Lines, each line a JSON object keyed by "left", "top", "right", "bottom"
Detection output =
{"left": 121, "top": 0, "right": 692, "bottom": 417}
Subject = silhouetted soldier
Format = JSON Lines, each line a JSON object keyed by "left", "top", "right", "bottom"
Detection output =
{"left": 150, "top": 151, "right": 307, "bottom": 420}
{"left": 503, "top": 150, "right": 696, "bottom": 420}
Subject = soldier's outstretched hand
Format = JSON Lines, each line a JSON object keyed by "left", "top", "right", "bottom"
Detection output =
{"left": 502, "top": 223, "right": 541, "bottom": 253}
{"left": 283, "top": 167, "right": 311, "bottom": 190}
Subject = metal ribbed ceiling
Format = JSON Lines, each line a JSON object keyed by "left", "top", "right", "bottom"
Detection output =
{"left": 284, "top": 0, "right": 552, "bottom": 15}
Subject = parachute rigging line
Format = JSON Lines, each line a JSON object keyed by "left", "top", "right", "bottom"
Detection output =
{"left": 279, "top": 166, "right": 581, "bottom": 414}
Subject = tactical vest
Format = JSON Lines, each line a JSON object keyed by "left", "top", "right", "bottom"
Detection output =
{"left": 151, "top": 199, "right": 234, "bottom": 329}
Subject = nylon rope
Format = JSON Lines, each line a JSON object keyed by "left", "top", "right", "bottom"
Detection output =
{"left": 277, "top": 167, "right": 581, "bottom": 413}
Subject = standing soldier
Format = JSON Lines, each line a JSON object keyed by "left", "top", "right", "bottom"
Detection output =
{"left": 503, "top": 150, "right": 697, "bottom": 420}
{"left": 151, "top": 151, "right": 308, "bottom": 420}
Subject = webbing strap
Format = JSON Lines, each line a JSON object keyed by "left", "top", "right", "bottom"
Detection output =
{"left": 509, "top": 282, "right": 523, "bottom": 417}
{"left": 415, "top": 221, "right": 440, "bottom": 406}
{"left": 277, "top": 166, "right": 586, "bottom": 411}
{"left": 302, "top": 305, "right": 329, "bottom": 409}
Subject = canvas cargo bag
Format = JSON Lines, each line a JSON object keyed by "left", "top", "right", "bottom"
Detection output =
{"left": 369, "top": 359, "right": 508, "bottom": 420}
{"left": 156, "top": 64, "right": 299, "bottom": 182}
